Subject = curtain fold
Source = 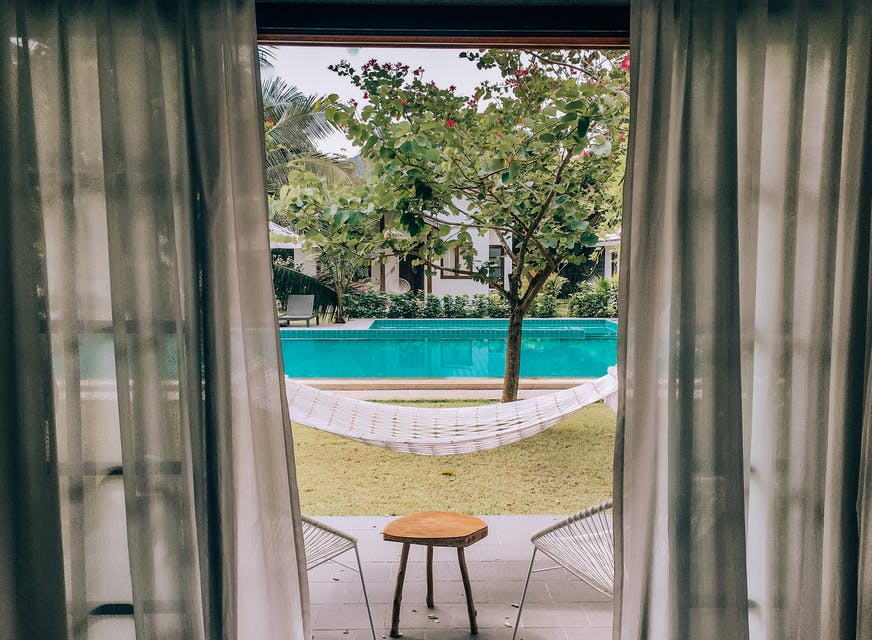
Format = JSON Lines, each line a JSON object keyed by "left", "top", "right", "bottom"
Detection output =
{"left": 616, "top": 1, "right": 872, "bottom": 638}
{"left": 0, "top": 2, "right": 309, "bottom": 639}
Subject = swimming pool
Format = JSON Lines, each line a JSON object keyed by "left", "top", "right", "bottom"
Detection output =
{"left": 280, "top": 318, "right": 617, "bottom": 378}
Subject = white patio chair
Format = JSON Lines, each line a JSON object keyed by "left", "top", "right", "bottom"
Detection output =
{"left": 512, "top": 499, "right": 613, "bottom": 640}
{"left": 301, "top": 515, "right": 377, "bottom": 640}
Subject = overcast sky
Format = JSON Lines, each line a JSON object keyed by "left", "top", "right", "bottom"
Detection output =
{"left": 269, "top": 46, "right": 501, "bottom": 156}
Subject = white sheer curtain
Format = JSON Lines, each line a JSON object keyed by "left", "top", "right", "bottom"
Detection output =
{"left": 1, "top": 2, "right": 308, "bottom": 639}
{"left": 616, "top": 1, "right": 872, "bottom": 638}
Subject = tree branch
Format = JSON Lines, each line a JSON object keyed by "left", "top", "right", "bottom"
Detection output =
{"left": 522, "top": 50, "right": 599, "bottom": 82}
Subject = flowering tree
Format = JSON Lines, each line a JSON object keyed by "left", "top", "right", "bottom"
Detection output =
{"left": 326, "top": 50, "right": 629, "bottom": 401}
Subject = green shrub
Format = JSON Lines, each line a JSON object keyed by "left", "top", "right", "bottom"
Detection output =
{"left": 529, "top": 274, "right": 567, "bottom": 317}
{"left": 530, "top": 294, "right": 558, "bottom": 317}
{"left": 344, "top": 290, "right": 389, "bottom": 318}
{"left": 387, "top": 291, "right": 421, "bottom": 318}
{"left": 442, "top": 294, "right": 471, "bottom": 318}
{"left": 568, "top": 276, "right": 618, "bottom": 318}
{"left": 487, "top": 294, "right": 510, "bottom": 318}
{"left": 471, "top": 293, "right": 491, "bottom": 318}
{"left": 421, "top": 294, "right": 444, "bottom": 318}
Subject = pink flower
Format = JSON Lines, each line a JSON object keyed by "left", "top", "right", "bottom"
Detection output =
{"left": 449, "top": 85, "right": 456, "bottom": 92}
{"left": 620, "top": 52, "right": 631, "bottom": 71}
{"left": 363, "top": 92, "right": 369, "bottom": 99}
{"left": 445, "top": 119, "right": 455, "bottom": 128}
{"left": 583, "top": 149, "right": 590, "bottom": 157}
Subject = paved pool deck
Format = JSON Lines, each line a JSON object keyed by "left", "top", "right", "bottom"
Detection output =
{"left": 308, "top": 515, "right": 613, "bottom": 640}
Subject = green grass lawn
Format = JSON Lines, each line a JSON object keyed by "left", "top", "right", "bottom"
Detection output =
{"left": 291, "top": 399, "right": 615, "bottom": 516}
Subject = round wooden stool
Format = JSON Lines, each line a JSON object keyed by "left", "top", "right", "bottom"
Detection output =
{"left": 383, "top": 511, "right": 488, "bottom": 637}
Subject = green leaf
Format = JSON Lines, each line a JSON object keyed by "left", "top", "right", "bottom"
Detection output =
{"left": 422, "top": 148, "right": 441, "bottom": 162}
{"left": 539, "top": 132, "right": 556, "bottom": 143}
{"left": 501, "top": 171, "right": 511, "bottom": 183}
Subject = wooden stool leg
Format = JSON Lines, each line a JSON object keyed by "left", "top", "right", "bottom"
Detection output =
{"left": 457, "top": 547, "right": 478, "bottom": 634}
{"left": 426, "top": 545, "right": 434, "bottom": 608}
{"left": 390, "top": 543, "right": 410, "bottom": 638}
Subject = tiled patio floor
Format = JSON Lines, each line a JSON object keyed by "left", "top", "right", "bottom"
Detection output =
{"left": 308, "top": 515, "right": 613, "bottom": 640}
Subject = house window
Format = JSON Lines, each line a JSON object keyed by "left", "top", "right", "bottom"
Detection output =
{"left": 441, "top": 247, "right": 472, "bottom": 279}
{"left": 488, "top": 245, "right": 504, "bottom": 284}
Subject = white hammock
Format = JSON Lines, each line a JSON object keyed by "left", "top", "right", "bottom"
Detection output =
{"left": 285, "top": 368, "right": 618, "bottom": 455}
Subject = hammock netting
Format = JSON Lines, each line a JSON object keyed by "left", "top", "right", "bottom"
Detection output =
{"left": 285, "top": 368, "right": 618, "bottom": 455}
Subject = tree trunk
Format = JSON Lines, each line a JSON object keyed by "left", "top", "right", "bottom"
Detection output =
{"left": 334, "top": 288, "right": 347, "bottom": 323}
{"left": 502, "top": 304, "right": 524, "bottom": 402}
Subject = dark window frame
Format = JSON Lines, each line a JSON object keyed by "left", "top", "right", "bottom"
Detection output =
{"left": 256, "top": 2, "right": 630, "bottom": 48}
{"left": 488, "top": 244, "right": 505, "bottom": 285}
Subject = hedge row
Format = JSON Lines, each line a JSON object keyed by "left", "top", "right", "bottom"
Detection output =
{"left": 342, "top": 277, "right": 617, "bottom": 319}
{"left": 344, "top": 291, "right": 510, "bottom": 319}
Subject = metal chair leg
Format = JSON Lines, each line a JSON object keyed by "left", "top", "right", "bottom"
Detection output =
{"left": 512, "top": 548, "right": 537, "bottom": 640}
{"left": 354, "top": 546, "right": 377, "bottom": 640}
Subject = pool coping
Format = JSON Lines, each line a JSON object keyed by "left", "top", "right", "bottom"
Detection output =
{"left": 291, "top": 377, "right": 595, "bottom": 390}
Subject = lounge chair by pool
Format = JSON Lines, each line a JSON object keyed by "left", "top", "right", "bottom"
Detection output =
{"left": 279, "top": 294, "right": 318, "bottom": 327}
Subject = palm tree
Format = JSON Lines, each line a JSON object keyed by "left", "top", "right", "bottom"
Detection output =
{"left": 259, "top": 47, "right": 358, "bottom": 194}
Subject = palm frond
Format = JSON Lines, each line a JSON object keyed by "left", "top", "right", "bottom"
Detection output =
{"left": 261, "top": 75, "right": 358, "bottom": 193}
{"left": 258, "top": 45, "right": 277, "bottom": 72}
{"left": 265, "top": 153, "right": 360, "bottom": 195}
{"left": 262, "top": 76, "right": 336, "bottom": 145}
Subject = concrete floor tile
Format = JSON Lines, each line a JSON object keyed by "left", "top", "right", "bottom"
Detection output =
{"left": 310, "top": 563, "right": 360, "bottom": 583}
{"left": 510, "top": 629, "right": 568, "bottom": 640}
{"left": 391, "top": 603, "right": 464, "bottom": 635}
{"left": 313, "top": 602, "right": 386, "bottom": 631}
{"left": 483, "top": 579, "right": 548, "bottom": 605}
{"left": 582, "top": 603, "right": 614, "bottom": 628}
{"left": 309, "top": 516, "right": 612, "bottom": 639}
{"left": 424, "top": 628, "right": 515, "bottom": 640}
{"left": 545, "top": 580, "right": 611, "bottom": 604}
{"left": 310, "top": 579, "right": 368, "bottom": 604}
{"left": 312, "top": 630, "right": 378, "bottom": 640}
{"left": 514, "top": 605, "right": 589, "bottom": 628}
{"left": 468, "top": 602, "right": 522, "bottom": 630}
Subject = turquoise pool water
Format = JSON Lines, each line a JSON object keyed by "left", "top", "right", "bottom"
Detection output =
{"left": 280, "top": 319, "right": 617, "bottom": 378}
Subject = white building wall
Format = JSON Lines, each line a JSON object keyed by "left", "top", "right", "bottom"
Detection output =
{"left": 428, "top": 210, "right": 491, "bottom": 295}
{"left": 430, "top": 274, "right": 489, "bottom": 296}
{"left": 294, "top": 248, "right": 318, "bottom": 278}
